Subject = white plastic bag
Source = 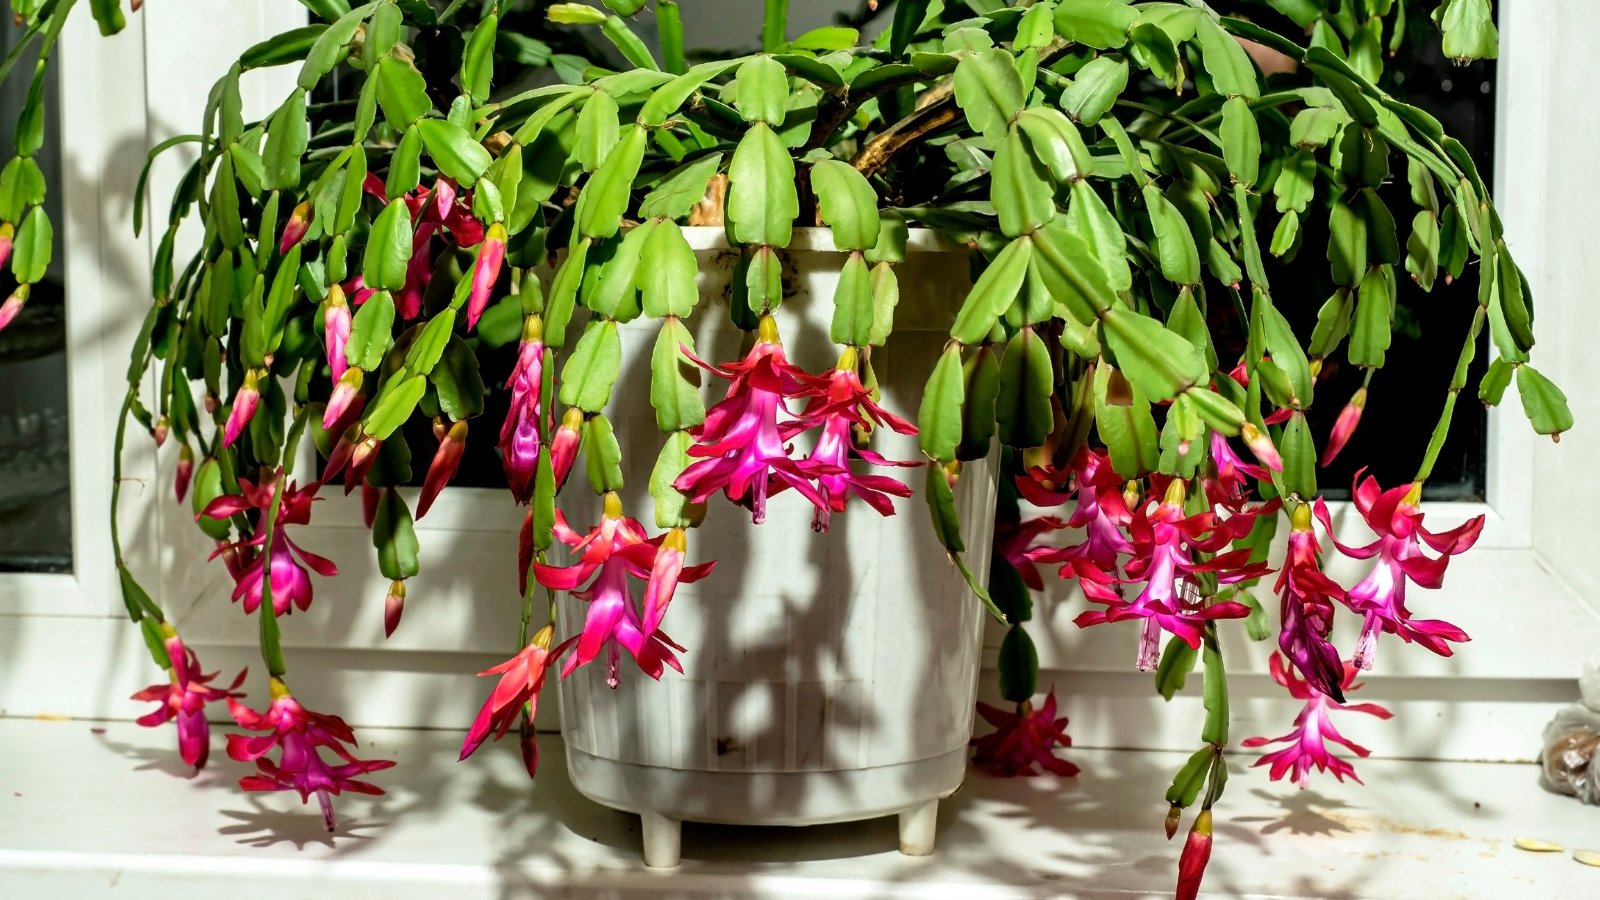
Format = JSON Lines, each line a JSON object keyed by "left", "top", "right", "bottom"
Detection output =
{"left": 1540, "top": 656, "right": 1600, "bottom": 804}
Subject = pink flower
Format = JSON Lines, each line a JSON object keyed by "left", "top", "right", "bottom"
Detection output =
{"left": 1277, "top": 505, "right": 1348, "bottom": 700}
{"left": 790, "top": 359, "right": 918, "bottom": 531}
{"left": 1240, "top": 422, "right": 1283, "bottom": 471}
{"left": 466, "top": 222, "right": 507, "bottom": 328}
{"left": 1241, "top": 654, "right": 1393, "bottom": 787}
{"left": 499, "top": 331, "right": 545, "bottom": 504}
{"left": 200, "top": 474, "right": 338, "bottom": 616}
{"left": 1174, "top": 809, "right": 1214, "bottom": 900}
{"left": 279, "top": 201, "right": 311, "bottom": 255}
{"left": 1022, "top": 449, "right": 1134, "bottom": 574}
{"left": 1320, "top": 388, "right": 1367, "bottom": 467}
{"left": 175, "top": 444, "right": 194, "bottom": 503}
{"left": 1315, "top": 474, "right": 1482, "bottom": 670}
{"left": 459, "top": 625, "right": 559, "bottom": 769}
{"left": 995, "top": 515, "right": 1069, "bottom": 591}
{"left": 418, "top": 419, "right": 467, "bottom": 519}
{"left": 0, "top": 285, "right": 22, "bottom": 333}
{"left": 674, "top": 317, "right": 826, "bottom": 524}
{"left": 323, "top": 284, "right": 352, "bottom": 383}
{"left": 970, "top": 689, "right": 1080, "bottom": 776}
{"left": 323, "top": 369, "right": 364, "bottom": 433}
{"left": 131, "top": 633, "right": 245, "bottom": 769}
{"left": 1204, "top": 431, "right": 1271, "bottom": 513}
{"left": 550, "top": 409, "right": 582, "bottom": 490}
{"left": 227, "top": 680, "right": 395, "bottom": 831}
{"left": 1069, "top": 480, "right": 1259, "bottom": 670}
{"left": 383, "top": 579, "right": 405, "bottom": 638}
{"left": 222, "top": 370, "right": 261, "bottom": 449}
{"left": 533, "top": 495, "right": 715, "bottom": 687}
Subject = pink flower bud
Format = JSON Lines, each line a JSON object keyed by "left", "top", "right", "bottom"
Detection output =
{"left": 279, "top": 201, "right": 312, "bottom": 256}
{"left": 323, "top": 368, "right": 364, "bottom": 433}
{"left": 550, "top": 408, "right": 583, "bottom": 490}
{"left": 519, "top": 718, "right": 540, "bottom": 781}
{"left": 466, "top": 222, "right": 507, "bottom": 329}
{"left": 1319, "top": 387, "right": 1367, "bottom": 467}
{"left": 1175, "top": 809, "right": 1213, "bottom": 900}
{"left": 383, "top": 579, "right": 406, "bottom": 638}
{"left": 417, "top": 419, "right": 467, "bottom": 519}
{"left": 323, "top": 285, "right": 352, "bottom": 382}
{"left": 321, "top": 424, "right": 359, "bottom": 483}
{"left": 0, "top": 284, "right": 28, "bottom": 333}
{"left": 361, "top": 481, "right": 381, "bottom": 528}
{"left": 222, "top": 370, "right": 262, "bottom": 449}
{"left": 0, "top": 222, "right": 13, "bottom": 270}
{"left": 1165, "top": 804, "right": 1182, "bottom": 841}
{"left": 1240, "top": 422, "right": 1283, "bottom": 472}
{"left": 347, "top": 435, "right": 382, "bottom": 496}
{"left": 175, "top": 444, "right": 194, "bottom": 503}
{"left": 152, "top": 416, "right": 170, "bottom": 448}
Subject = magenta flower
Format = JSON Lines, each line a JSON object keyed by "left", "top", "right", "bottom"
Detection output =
{"left": 533, "top": 495, "right": 715, "bottom": 687}
{"left": 790, "top": 360, "right": 918, "bottom": 531}
{"left": 175, "top": 444, "right": 194, "bottom": 503}
{"left": 1315, "top": 474, "right": 1482, "bottom": 670}
{"left": 1174, "top": 809, "right": 1214, "bottom": 900}
{"left": 1320, "top": 388, "right": 1367, "bottom": 467}
{"left": 131, "top": 633, "right": 245, "bottom": 769}
{"left": 323, "top": 284, "right": 352, "bottom": 383}
{"left": 227, "top": 680, "right": 395, "bottom": 831}
{"left": 459, "top": 625, "right": 560, "bottom": 770}
{"left": 995, "top": 514, "right": 1069, "bottom": 591}
{"left": 222, "top": 369, "right": 261, "bottom": 448}
{"left": 674, "top": 317, "right": 826, "bottom": 524}
{"left": 1204, "top": 430, "right": 1271, "bottom": 513}
{"left": 466, "top": 222, "right": 506, "bottom": 328}
{"left": 1277, "top": 506, "right": 1348, "bottom": 701}
{"left": 1023, "top": 448, "right": 1134, "bottom": 574}
{"left": 1241, "top": 653, "right": 1393, "bottom": 787}
{"left": 418, "top": 419, "right": 467, "bottom": 519}
{"left": 1070, "top": 480, "right": 1259, "bottom": 670}
{"left": 279, "top": 200, "right": 311, "bottom": 255}
{"left": 200, "top": 474, "right": 338, "bottom": 616}
{"left": 499, "top": 331, "right": 545, "bottom": 504}
{"left": 970, "top": 689, "right": 1080, "bottom": 776}
{"left": 0, "top": 284, "right": 25, "bottom": 333}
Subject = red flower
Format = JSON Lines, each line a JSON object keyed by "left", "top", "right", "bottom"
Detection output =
{"left": 200, "top": 474, "right": 337, "bottom": 616}
{"left": 673, "top": 316, "right": 826, "bottom": 524}
{"left": 533, "top": 495, "right": 715, "bottom": 687}
{"left": 1320, "top": 388, "right": 1367, "bottom": 467}
{"left": 1277, "top": 505, "right": 1348, "bottom": 701}
{"left": 1174, "top": 809, "right": 1214, "bottom": 900}
{"left": 994, "top": 514, "right": 1069, "bottom": 591}
{"left": 970, "top": 689, "right": 1080, "bottom": 776}
{"left": 1242, "top": 654, "right": 1393, "bottom": 787}
{"left": 131, "top": 634, "right": 245, "bottom": 769}
{"left": 789, "top": 358, "right": 918, "bottom": 531}
{"left": 459, "top": 625, "right": 559, "bottom": 772}
{"left": 226, "top": 680, "right": 394, "bottom": 831}
{"left": 1315, "top": 475, "right": 1481, "bottom": 670}
{"left": 418, "top": 419, "right": 467, "bottom": 519}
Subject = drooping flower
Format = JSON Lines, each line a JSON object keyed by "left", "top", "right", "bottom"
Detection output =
{"left": 1320, "top": 388, "right": 1367, "bottom": 467}
{"left": 466, "top": 222, "right": 507, "bottom": 328}
{"left": 323, "top": 369, "right": 364, "bottom": 433}
{"left": 1174, "top": 809, "right": 1214, "bottom": 900}
{"left": 279, "top": 201, "right": 311, "bottom": 255}
{"left": 1204, "top": 430, "right": 1271, "bottom": 514}
{"left": 323, "top": 284, "right": 352, "bottom": 383}
{"left": 383, "top": 579, "right": 406, "bottom": 638}
{"left": 1241, "top": 653, "right": 1393, "bottom": 787}
{"left": 1023, "top": 448, "right": 1135, "bottom": 575}
{"left": 789, "top": 352, "right": 918, "bottom": 531}
{"left": 131, "top": 632, "right": 245, "bottom": 769}
{"left": 970, "top": 689, "right": 1080, "bottom": 777}
{"left": 1069, "top": 479, "right": 1260, "bottom": 670}
{"left": 418, "top": 419, "right": 467, "bottom": 519}
{"left": 499, "top": 325, "right": 545, "bottom": 504}
{"left": 459, "top": 625, "right": 559, "bottom": 770}
{"left": 174, "top": 444, "right": 194, "bottom": 503}
{"left": 0, "top": 284, "right": 26, "bottom": 333}
{"left": 674, "top": 316, "right": 827, "bottom": 524}
{"left": 1277, "top": 504, "right": 1348, "bottom": 701}
{"left": 227, "top": 679, "right": 395, "bottom": 831}
{"left": 222, "top": 369, "right": 262, "bottom": 449}
{"left": 1314, "top": 475, "right": 1481, "bottom": 670}
{"left": 200, "top": 474, "right": 337, "bottom": 616}
{"left": 533, "top": 494, "right": 715, "bottom": 687}
{"left": 994, "top": 514, "right": 1069, "bottom": 591}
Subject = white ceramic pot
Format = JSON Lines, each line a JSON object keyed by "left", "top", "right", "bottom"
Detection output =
{"left": 555, "top": 228, "right": 995, "bottom": 867}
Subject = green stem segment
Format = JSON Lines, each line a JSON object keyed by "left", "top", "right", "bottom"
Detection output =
{"left": 658, "top": 1, "right": 686, "bottom": 75}
{"left": 761, "top": 0, "right": 788, "bottom": 53}
{"left": 257, "top": 477, "right": 289, "bottom": 678}
{"left": 1415, "top": 301, "right": 1487, "bottom": 483}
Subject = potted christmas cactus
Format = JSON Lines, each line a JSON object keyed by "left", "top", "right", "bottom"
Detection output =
{"left": 0, "top": 0, "right": 1572, "bottom": 893}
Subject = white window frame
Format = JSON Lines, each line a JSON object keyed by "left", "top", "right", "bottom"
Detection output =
{"left": 5, "top": 2, "right": 1598, "bottom": 756}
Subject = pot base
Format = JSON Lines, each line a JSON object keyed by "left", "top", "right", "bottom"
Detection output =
{"left": 566, "top": 745, "right": 968, "bottom": 867}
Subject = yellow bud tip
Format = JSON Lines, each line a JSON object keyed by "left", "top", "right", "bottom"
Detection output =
{"left": 561, "top": 407, "right": 585, "bottom": 431}
{"left": 1290, "top": 502, "right": 1313, "bottom": 532}
{"left": 1349, "top": 387, "right": 1368, "bottom": 409}
{"left": 268, "top": 677, "right": 292, "bottom": 700}
{"left": 662, "top": 527, "right": 688, "bottom": 553}
{"left": 756, "top": 313, "right": 781, "bottom": 345}
{"left": 602, "top": 491, "right": 623, "bottom": 519}
{"left": 388, "top": 579, "right": 406, "bottom": 598}
{"left": 1309, "top": 357, "right": 1324, "bottom": 378}
{"left": 488, "top": 221, "right": 508, "bottom": 243}
{"left": 447, "top": 420, "right": 469, "bottom": 442}
{"left": 532, "top": 624, "right": 555, "bottom": 649}
{"left": 523, "top": 315, "right": 544, "bottom": 343}
{"left": 1194, "top": 809, "right": 1213, "bottom": 836}
{"left": 1163, "top": 478, "right": 1187, "bottom": 507}
{"left": 1402, "top": 482, "right": 1423, "bottom": 507}
{"left": 836, "top": 346, "right": 859, "bottom": 371}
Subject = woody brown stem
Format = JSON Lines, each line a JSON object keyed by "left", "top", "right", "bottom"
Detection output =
{"left": 850, "top": 83, "right": 958, "bottom": 179}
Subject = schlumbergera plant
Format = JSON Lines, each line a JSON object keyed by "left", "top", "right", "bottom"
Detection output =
{"left": 0, "top": 0, "right": 1574, "bottom": 891}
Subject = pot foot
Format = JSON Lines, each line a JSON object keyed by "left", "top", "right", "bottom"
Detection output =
{"left": 640, "top": 809, "right": 681, "bottom": 868}
{"left": 897, "top": 798, "right": 939, "bottom": 856}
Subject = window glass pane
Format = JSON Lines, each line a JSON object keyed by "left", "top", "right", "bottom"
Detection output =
{"left": 0, "top": 37, "right": 68, "bottom": 573}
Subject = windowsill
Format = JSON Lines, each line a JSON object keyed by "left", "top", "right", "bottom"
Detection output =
{"left": 1, "top": 718, "right": 1595, "bottom": 898}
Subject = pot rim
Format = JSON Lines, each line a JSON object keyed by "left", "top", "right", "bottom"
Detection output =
{"left": 678, "top": 225, "right": 960, "bottom": 255}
